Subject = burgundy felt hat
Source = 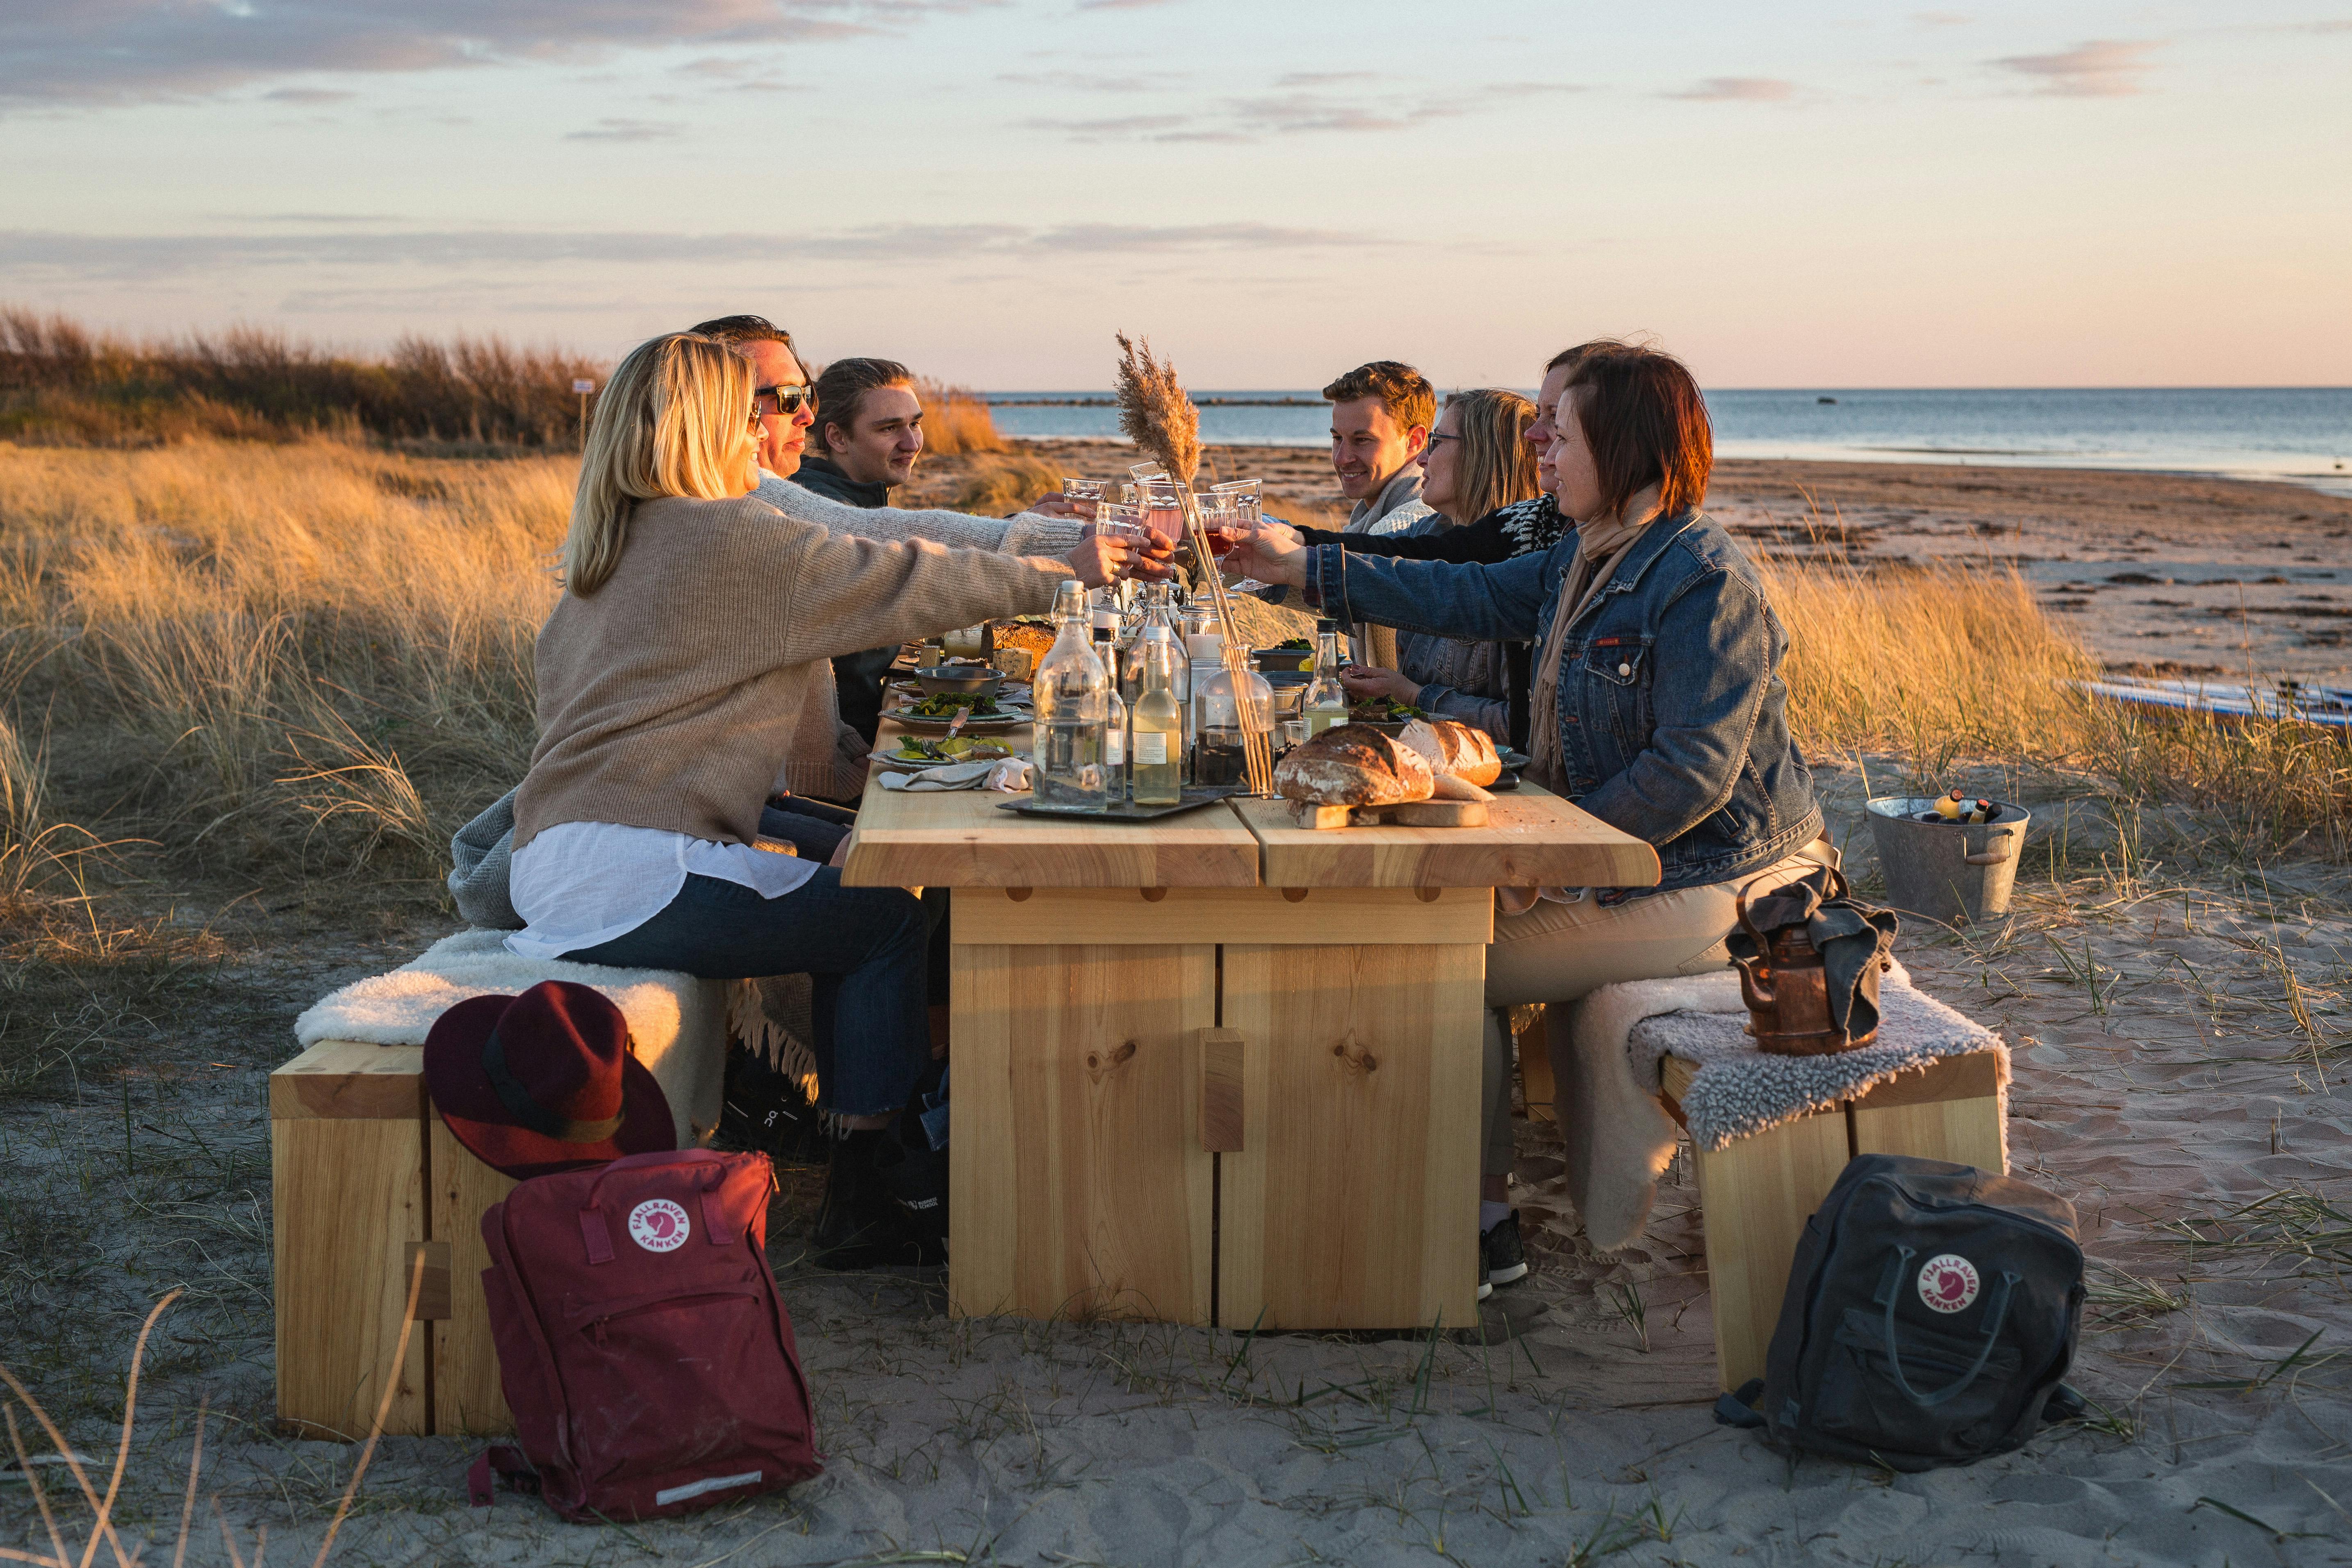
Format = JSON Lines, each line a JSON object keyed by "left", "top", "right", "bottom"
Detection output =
{"left": 422, "top": 981, "right": 674, "bottom": 1180}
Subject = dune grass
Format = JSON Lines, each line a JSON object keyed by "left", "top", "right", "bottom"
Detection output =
{"left": 0, "top": 306, "right": 1016, "bottom": 460}
{"left": 0, "top": 438, "right": 2343, "bottom": 941}
{"left": 1760, "top": 557, "right": 2352, "bottom": 863}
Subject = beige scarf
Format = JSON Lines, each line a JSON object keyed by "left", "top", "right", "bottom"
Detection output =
{"left": 1503, "top": 489, "right": 1664, "bottom": 915}
{"left": 1523, "top": 487, "right": 1662, "bottom": 800}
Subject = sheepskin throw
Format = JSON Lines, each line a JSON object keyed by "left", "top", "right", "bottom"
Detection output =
{"left": 291, "top": 928, "right": 729, "bottom": 1147}
{"left": 1559, "top": 963, "right": 2007, "bottom": 1252}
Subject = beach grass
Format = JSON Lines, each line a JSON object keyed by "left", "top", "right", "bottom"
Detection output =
{"left": 0, "top": 306, "right": 1015, "bottom": 460}
{"left": 1760, "top": 556, "right": 2352, "bottom": 863}
{"left": 0, "top": 438, "right": 2343, "bottom": 954}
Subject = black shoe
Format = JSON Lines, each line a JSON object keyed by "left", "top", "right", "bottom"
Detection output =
{"left": 717, "top": 1043, "right": 822, "bottom": 1163}
{"left": 1482, "top": 1211, "right": 1529, "bottom": 1289}
{"left": 870, "top": 1115, "right": 948, "bottom": 1246}
{"left": 813, "top": 1131, "right": 942, "bottom": 1270}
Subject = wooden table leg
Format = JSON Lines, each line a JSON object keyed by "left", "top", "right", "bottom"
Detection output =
{"left": 1218, "top": 941, "right": 1484, "bottom": 1331}
{"left": 949, "top": 939, "right": 1218, "bottom": 1322}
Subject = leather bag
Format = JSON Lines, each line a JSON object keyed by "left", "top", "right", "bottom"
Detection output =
{"left": 1727, "top": 865, "right": 1898, "bottom": 1056}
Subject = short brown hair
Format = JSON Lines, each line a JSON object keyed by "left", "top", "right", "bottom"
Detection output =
{"left": 1321, "top": 360, "right": 1435, "bottom": 436}
{"left": 812, "top": 357, "right": 913, "bottom": 453}
{"left": 687, "top": 314, "right": 795, "bottom": 354}
{"left": 1562, "top": 344, "right": 1712, "bottom": 521}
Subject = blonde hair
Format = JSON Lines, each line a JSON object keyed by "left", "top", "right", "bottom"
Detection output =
{"left": 1440, "top": 387, "right": 1540, "bottom": 523}
{"left": 562, "top": 333, "right": 757, "bottom": 595}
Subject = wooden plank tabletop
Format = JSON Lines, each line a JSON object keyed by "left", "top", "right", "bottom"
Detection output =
{"left": 840, "top": 722, "right": 1263, "bottom": 889}
{"left": 1226, "top": 785, "right": 1660, "bottom": 890}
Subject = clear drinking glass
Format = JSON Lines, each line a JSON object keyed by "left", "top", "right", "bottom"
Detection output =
{"left": 1061, "top": 477, "right": 1105, "bottom": 520}
{"left": 1093, "top": 498, "right": 1150, "bottom": 546}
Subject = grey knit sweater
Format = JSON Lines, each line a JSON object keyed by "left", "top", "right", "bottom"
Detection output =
{"left": 516, "top": 493, "right": 1068, "bottom": 849}
{"left": 753, "top": 472, "right": 1086, "bottom": 556}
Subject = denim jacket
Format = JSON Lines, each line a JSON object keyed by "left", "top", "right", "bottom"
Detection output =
{"left": 1309, "top": 509, "right": 1821, "bottom": 895}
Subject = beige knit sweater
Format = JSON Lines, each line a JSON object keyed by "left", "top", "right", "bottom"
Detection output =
{"left": 515, "top": 493, "right": 1070, "bottom": 851}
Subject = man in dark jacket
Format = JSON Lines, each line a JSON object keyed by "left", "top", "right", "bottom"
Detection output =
{"left": 795, "top": 357, "right": 929, "bottom": 742}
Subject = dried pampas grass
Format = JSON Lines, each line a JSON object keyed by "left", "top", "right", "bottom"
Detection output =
{"left": 1113, "top": 333, "right": 1200, "bottom": 487}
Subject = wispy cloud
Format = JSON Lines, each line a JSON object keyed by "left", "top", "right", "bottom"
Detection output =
{"left": 1018, "top": 78, "right": 1578, "bottom": 143}
{"left": 1662, "top": 76, "right": 1798, "bottom": 102}
{"left": 996, "top": 69, "right": 1166, "bottom": 91}
{"left": 259, "top": 86, "right": 355, "bottom": 104}
{"left": 1, "top": 0, "right": 1002, "bottom": 107}
{"left": 0, "top": 221, "right": 1379, "bottom": 282}
{"left": 1991, "top": 39, "right": 2161, "bottom": 96}
{"left": 564, "top": 118, "right": 684, "bottom": 141}
{"left": 1913, "top": 11, "right": 1970, "bottom": 24}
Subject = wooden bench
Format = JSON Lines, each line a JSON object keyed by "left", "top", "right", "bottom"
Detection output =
{"left": 1660, "top": 1048, "right": 2006, "bottom": 1392}
{"left": 273, "top": 991, "right": 726, "bottom": 1439}
{"left": 271, "top": 1040, "right": 517, "bottom": 1440}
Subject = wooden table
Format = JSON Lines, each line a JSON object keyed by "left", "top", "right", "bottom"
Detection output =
{"left": 844, "top": 723, "right": 1658, "bottom": 1330}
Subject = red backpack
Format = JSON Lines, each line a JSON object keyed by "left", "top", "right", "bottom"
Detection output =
{"left": 467, "top": 1148, "right": 821, "bottom": 1522}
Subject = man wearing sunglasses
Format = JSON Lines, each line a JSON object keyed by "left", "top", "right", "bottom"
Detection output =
{"left": 688, "top": 315, "right": 1091, "bottom": 564}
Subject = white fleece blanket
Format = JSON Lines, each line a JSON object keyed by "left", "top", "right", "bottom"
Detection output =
{"left": 1557, "top": 963, "right": 2007, "bottom": 1252}
{"left": 291, "top": 929, "right": 729, "bottom": 1146}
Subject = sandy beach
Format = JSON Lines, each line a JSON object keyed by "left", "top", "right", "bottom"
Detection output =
{"left": 5, "top": 453, "right": 2349, "bottom": 1566}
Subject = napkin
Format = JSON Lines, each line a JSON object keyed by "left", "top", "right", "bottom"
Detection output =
{"left": 879, "top": 758, "right": 1034, "bottom": 793}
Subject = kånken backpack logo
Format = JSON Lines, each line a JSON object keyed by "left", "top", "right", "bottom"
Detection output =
{"left": 628, "top": 1197, "right": 690, "bottom": 1252}
{"left": 1917, "top": 1253, "right": 1979, "bottom": 1313}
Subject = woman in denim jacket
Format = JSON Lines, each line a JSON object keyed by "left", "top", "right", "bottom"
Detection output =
{"left": 1333, "top": 388, "right": 1539, "bottom": 746}
{"left": 1231, "top": 343, "right": 1830, "bottom": 1290}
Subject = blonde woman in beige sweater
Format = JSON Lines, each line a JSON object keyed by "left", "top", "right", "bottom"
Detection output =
{"left": 509, "top": 331, "right": 1133, "bottom": 1267}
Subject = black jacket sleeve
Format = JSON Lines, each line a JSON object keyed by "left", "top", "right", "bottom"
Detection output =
{"left": 1292, "top": 511, "right": 1512, "bottom": 564}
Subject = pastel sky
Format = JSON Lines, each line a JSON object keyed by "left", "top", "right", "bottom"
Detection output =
{"left": 4, "top": 1, "right": 2348, "bottom": 389}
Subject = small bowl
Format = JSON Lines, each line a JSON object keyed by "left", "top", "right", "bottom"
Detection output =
{"left": 911, "top": 666, "right": 1005, "bottom": 701}
{"left": 1253, "top": 646, "right": 1314, "bottom": 672}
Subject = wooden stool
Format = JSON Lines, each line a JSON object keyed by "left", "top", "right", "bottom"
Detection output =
{"left": 1660, "top": 1049, "right": 2006, "bottom": 1393}
{"left": 272, "top": 1012, "right": 725, "bottom": 1439}
{"left": 271, "top": 1040, "right": 517, "bottom": 1440}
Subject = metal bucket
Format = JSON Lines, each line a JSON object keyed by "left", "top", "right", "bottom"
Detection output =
{"left": 1863, "top": 797, "right": 2030, "bottom": 926}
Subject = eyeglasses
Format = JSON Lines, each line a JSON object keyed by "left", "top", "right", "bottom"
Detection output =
{"left": 754, "top": 384, "right": 815, "bottom": 416}
{"left": 1424, "top": 431, "right": 1461, "bottom": 447}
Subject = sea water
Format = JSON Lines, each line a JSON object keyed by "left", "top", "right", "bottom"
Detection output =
{"left": 982, "top": 387, "right": 2352, "bottom": 496}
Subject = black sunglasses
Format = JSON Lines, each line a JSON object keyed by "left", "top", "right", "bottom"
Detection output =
{"left": 754, "top": 384, "right": 815, "bottom": 416}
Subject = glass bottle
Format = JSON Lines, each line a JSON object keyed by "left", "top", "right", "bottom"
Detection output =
{"left": 1301, "top": 617, "right": 1350, "bottom": 736}
{"left": 1129, "top": 627, "right": 1184, "bottom": 806}
{"left": 1032, "top": 579, "right": 1109, "bottom": 811}
{"left": 1095, "top": 623, "right": 1128, "bottom": 801}
{"left": 1121, "top": 581, "right": 1178, "bottom": 704}
{"left": 1191, "top": 660, "right": 1274, "bottom": 789}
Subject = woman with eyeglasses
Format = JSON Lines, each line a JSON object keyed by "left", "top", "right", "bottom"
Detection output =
{"left": 508, "top": 331, "right": 1136, "bottom": 1268}
{"left": 1333, "top": 389, "right": 1539, "bottom": 745}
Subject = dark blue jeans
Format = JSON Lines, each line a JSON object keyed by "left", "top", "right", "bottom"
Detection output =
{"left": 562, "top": 868, "right": 929, "bottom": 1117}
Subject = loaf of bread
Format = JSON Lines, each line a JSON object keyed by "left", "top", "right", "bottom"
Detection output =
{"left": 1274, "top": 724, "right": 1434, "bottom": 806}
{"left": 1398, "top": 718, "right": 1502, "bottom": 787}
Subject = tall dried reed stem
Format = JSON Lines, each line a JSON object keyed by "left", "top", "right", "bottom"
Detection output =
{"left": 1113, "top": 335, "right": 1269, "bottom": 792}
{"left": 1112, "top": 335, "right": 1198, "bottom": 487}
